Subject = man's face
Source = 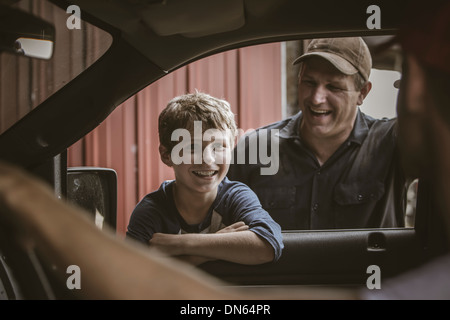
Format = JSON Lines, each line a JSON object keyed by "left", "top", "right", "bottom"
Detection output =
{"left": 298, "top": 57, "right": 370, "bottom": 141}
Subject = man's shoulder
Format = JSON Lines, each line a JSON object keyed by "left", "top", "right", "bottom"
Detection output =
{"left": 361, "top": 112, "right": 398, "bottom": 137}
{"left": 354, "top": 112, "right": 399, "bottom": 154}
{"left": 259, "top": 116, "right": 294, "bottom": 130}
{"left": 245, "top": 114, "right": 297, "bottom": 135}
{"left": 362, "top": 112, "right": 397, "bottom": 127}
{"left": 236, "top": 114, "right": 299, "bottom": 146}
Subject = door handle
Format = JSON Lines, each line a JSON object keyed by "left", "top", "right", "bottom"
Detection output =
{"left": 367, "top": 232, "right": 387, "bottom": 252}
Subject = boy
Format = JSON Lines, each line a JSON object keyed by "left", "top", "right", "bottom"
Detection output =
{"left": 126, "top": 91, "right": 283, "bottom": 265}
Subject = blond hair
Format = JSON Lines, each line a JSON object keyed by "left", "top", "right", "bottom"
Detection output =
{"left": 158, "top": 91, "right": 237, "bottom": 151}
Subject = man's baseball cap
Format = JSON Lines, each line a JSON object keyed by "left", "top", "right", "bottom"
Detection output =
{"left": 293, "top": 37, "right": 372, "bottom": 81}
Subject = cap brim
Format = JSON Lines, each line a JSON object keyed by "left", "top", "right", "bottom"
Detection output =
{"left": 293, "top": 52, "right": 359, "bottom": 76}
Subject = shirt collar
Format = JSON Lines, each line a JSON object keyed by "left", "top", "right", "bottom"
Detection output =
{"left": 277, "top": 108, "right": 369, "bottom": 145}
{"left": 278, "top": 111, "right": 302, "bottom": 139}
{"left": 347, "top": 109, "right": 369, "bottom": 145}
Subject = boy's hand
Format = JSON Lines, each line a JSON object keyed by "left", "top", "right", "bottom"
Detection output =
{"left": 149, "top": 222, "right": 249, "bottom": 265}
{"left": 149, "top": 221, "right": 273, "bottom": 265}
{"left": 149, "top": 222, "right": 250, "bottom": 254}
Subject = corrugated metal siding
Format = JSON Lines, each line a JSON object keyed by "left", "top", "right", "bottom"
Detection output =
{"left": 238, "top": 43, "right": 282, "bottom": 131}
{"left": 67, "top": 42, "right": 282, "bottom": 234}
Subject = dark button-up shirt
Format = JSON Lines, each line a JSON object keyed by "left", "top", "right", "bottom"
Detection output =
{"left": 228, "top": 109, "right": 407, "bottom": 230}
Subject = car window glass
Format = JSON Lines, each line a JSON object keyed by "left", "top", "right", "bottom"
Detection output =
{"left": 0, "top": 0, "right": 112, "bottom": 135}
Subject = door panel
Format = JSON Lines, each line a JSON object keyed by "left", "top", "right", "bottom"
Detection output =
{"left": 200, "top": 229, "right": 426, "bottom": 286}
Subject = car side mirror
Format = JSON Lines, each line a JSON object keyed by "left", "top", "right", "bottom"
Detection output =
{"left": 0, "top": 5, "right": 55, "bottom": 60}
{"left": 67, "top": 167, "right": 117, "bottom": 230}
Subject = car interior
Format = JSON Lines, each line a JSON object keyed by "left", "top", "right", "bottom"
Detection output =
{"left": 0, "top": 0, "right": 447, "bottom": 299}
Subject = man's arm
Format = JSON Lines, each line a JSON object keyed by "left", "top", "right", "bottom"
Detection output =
{"left": 149, "top": 230, "right": 275, "bottom": 265}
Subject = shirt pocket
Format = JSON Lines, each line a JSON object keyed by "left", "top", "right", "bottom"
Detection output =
{"left": 256, "top": 186, "right": 296, "bottom": 209}
{"left": 333, "top": 180, "right": 385, "bottom": 205}
{"left": 254, "top": 186, "right": 296, "bottom": 229}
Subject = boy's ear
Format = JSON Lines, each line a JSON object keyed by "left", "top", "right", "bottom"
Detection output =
{"left": 159, "top": 145, "right": 173, "bottom": 167}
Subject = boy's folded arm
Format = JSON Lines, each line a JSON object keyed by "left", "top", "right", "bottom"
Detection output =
{"left": 149, "top": 231, "right": 274, "bottom": 265}
{"left": 176, "top": 255, "right": 215, "bottom": 266}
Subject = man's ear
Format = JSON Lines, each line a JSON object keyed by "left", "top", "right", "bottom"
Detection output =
{"left": 357, "top": 81, "right": 372, "bottom": 106}
{"left": 159, "top": 145, "right": 173, "bottom": 167}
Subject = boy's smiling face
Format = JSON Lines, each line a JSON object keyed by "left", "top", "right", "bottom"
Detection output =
{"left": 160, "top": 127, "right": 235, "bottom": 196}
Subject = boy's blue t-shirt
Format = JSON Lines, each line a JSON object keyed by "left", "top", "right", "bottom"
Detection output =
{"left": 126, "top": 177, "right": 284, "bottom": 261}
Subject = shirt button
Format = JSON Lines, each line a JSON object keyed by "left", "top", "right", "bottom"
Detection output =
{"left": 357, "top": 194, "right": 364, "bottom": 201}
{"left": 312, "top": 203, "right": 319, "bottom": 211}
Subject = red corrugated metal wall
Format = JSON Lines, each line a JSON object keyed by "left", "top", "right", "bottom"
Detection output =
{"left": 67, "top": 43, "right": 282, "bottom": 235}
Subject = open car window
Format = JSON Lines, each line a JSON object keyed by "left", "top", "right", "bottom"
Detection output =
{"left": 66, "top": 34, "right": 415, "bottom": 233}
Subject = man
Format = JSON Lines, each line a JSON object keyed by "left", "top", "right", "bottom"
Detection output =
{"left": 228, "top": 37, "right": 407, "bottom": 230}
